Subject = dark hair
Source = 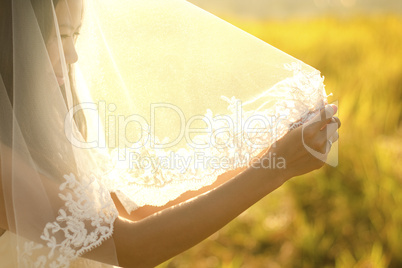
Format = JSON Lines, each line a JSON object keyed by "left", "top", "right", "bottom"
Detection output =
{"left": 0, "top": 0, "right": 87, "bottom": 140}
{"left": 0, "top": 0, "right": 14, "bottom": 101}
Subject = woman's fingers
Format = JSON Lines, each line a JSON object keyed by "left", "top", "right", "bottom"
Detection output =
{"left": 326, "top": 117, "right": 339, "bottom": 140}
{"left": 325, "top": 116, "right": 341, "bottom": 129}
{"left": 300, "top": 104, "right": 341, "bottom": 156}
{"left": 332, "top": 116, "right": 341, "bottom": 128}
{"left": 329, "top": 131, "right": 339, "bottom": 143}
{"left": 267, "top": 105, "right": 341, "bottom": 179}
{"left": 317, "top": 104, "right": 337, "bottom": 130}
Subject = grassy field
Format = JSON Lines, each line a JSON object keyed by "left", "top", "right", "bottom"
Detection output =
{"left": 157, "top": 14, "right": 402, "bottom": 268}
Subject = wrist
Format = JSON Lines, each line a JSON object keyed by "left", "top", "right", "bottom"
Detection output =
{"left": 260, "top": 144, "right": 293, "bottom": 183}
{"left": 248, "top": 156, "right": 289, "bottom": 191}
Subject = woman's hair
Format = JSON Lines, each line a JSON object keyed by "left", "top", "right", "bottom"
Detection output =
{"left": 0, "top": 0, "right": 87, "bottom": 140}
{"left": 0, "top": 0, "right": 87, "bottom": 178}
{"left": 0, "top": 0, "right": 14, "bottom": 101}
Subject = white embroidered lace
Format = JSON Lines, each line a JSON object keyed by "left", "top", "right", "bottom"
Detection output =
{"left": 19, "top": 63, "right": 328, "bottom": 267}
{"left": 3, "top": 0, "right": 331, "bottom": 266}
{"left": 21, "top": 173, "right": 118, "bottom": 268}
{"left": 103, "top": 63, "right": 329, "bottom": 213}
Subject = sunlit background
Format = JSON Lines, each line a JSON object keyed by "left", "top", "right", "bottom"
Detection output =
{"left": 189, "top": 0, "right": 402, "bottom": 19}
{"left": 157, "top": 0, "right": 402, "bottom": 267}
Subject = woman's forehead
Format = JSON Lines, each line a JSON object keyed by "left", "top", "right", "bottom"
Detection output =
{"left": 55, "top": 0, "right": 82, "bottom": 30}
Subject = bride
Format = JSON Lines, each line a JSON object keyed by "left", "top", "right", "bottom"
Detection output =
{"left": 0, "top": 0, "right": 340, "bottom": 267}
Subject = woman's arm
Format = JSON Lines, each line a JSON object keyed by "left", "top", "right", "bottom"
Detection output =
{"left": 111, "top": 166, "right": 245, "bottom": 221}
{"left": 113, "top": 105, "right": 339, "bottom": 222}
{"left": 112, "top": 149, "right": 274, "bottom": 221}
{"left": 1, "top": 105, "right": 339, "bottom": 267}
{"left": 89, "top": 105, "right": 340, "bottom": 267}
{"left": 111, "top": 159, "right": 284, "bottom": 268}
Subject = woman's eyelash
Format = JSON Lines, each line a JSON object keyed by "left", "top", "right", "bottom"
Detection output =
{"left": 60, "top": 33, "right": 80, "bottom": 39}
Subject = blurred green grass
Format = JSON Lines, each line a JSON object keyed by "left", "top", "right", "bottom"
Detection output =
{"left": 158, "top": 15, "right": 402, "bottom": 268}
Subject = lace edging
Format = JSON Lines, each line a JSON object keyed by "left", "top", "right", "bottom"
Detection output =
{"left": 105, "top": 62, "right": 329, "bottom": 213}
{"left": 20, "top": 173, "right": 118, "bottom": 268}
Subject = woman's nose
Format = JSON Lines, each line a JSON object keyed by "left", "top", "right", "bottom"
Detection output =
{"left": 64, "top": 37, "right": 78, "bottom": 64}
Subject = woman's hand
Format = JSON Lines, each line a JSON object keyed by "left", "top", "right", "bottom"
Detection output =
{"left": 86, "top": 105, "right": 341, "bottom": 267}
{"left": 264, "top": 104, "right": 341, "bottom": 181}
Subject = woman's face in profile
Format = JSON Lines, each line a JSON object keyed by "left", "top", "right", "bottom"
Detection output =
{"left": 47, "top": 0, "right": 83, "bottom": 86}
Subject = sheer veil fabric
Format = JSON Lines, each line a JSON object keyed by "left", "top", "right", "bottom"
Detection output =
{"left": 1, "top": 0, "right": 119, "bottom": 266}
{"left": 0, "top": 0, "right": 328, "bottom": 267}
{"left": 77, "top": 0, "right": 328, "bottom": 213}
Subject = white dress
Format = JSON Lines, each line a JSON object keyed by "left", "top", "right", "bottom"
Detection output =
{"left": 0, "top": 231, "right": 16, "bottom": 268}
{"left": 0, "top": 231, "right": 118, "bottom": 268}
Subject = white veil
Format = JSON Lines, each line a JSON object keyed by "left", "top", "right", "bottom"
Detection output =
{"left": 0, "top": 0, "right": 328, "bottom": 266}
{"left": 76, "top": 0, "right": 328, "bottom": 213}
{"left": 0, "top": 0, "right": 118, "bottom": 266}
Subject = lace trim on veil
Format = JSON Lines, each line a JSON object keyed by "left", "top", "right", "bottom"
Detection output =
{"left": 20, "top": 63, "right": 327, "bottom": 267}
{"left": 104, "top": 63, "right": 329, "bottom": 213}
{"left": 21, "top": 173, "right": 118, "bottom": 268}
